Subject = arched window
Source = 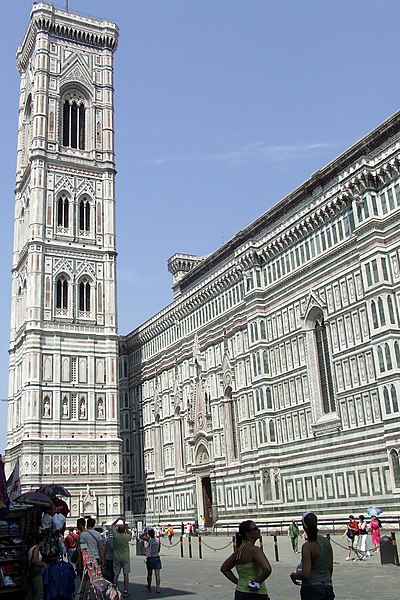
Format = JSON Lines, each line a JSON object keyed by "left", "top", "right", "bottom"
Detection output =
{"left": 384, "top": 387, "right": 391, "bottom": 413}
{"left": 378, "top": 297, "right": 386, "bottom": 325}
{"left": 62, "top": 92, "right": 86, "bottom": 149}
{"left": 263, "top": 350, "right": 269, "bottom": 374}
{"left": 269, "top": 420, "right": 276, "bottom": 442}
{"left": 57, "top": 194, "right": 69, "bottom": 228}
{"left": 387, "top": 296, "right": 396, "bottom": 324}
{"left": 377, "top": 346, "right": 385, "bottom": 372}
{"left": 315, "top": 317, "right": 336, "bottom": 413}
{"left": 79, "top": 280, "right": 90, "bottom": 313}
{"left": 266, "top": 387, "right": 273, "bottom": 409}
{"left": 385, "top": 343, "right": 392, "bottom": 370}
{"left": 56, "top": 276, "right": 68, "bottom": 310}
{"left": 391, "top": 385, "right": 398, "bottom": 413}
{"left": 390, "top": 450, "right": 400, "bottom": 488}
{"left": 395, "top": 342, "right": 400, "bottom": 368}
{"left": 371, "top": 301, "right": 379, "bottom": 328}
{"left": 79, "top": 198, "right": 90, "bottom": 232}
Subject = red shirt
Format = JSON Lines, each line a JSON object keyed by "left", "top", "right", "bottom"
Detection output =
{"left": 65, "top": 531, "right": 78, "bottom": 549}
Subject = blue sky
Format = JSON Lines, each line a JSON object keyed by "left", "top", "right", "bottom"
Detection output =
{"left": 1, "top": 0, "right": 399, "bottom": 452}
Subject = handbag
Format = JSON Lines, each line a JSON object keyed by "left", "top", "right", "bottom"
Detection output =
{"left": 143, "top": 543, "right": 151, "bottom": 557}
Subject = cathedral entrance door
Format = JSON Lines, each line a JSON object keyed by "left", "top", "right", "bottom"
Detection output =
{"left": 201, "top": 476, "right": 213, "bottom": 527}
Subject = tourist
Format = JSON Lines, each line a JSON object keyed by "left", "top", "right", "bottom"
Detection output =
{"left": 357, "top": 515, "right": 369, "bottom": 560}
{"left": 141, "top": 528, "right": 162, "bottom": 593}
{"left": 370, "top": 516, "right": 381, "bottom": 552}
{"left": 64, "top": 527, "right": 78, "bottom": 564}
{"left": 166, "top": 524, "right": 174, "bottom": 545}
{"left": 26, "top": 532, "right": 48, "bottom": 600}
{"left": 220, "top": 520, "right": 272, "bottom": 599}
{"left": 340, "top": 515, "right": 359, "bottom": 560}
{"left": 79, "top": 517, "right": 104, "bottom": 566}
{"left": 290, "top": 512, "right": 334, "bottom": 600}
{"left": 288, "top": 519, "right": 300, "bottom": 553}
{"left": 111, "top": 517, "right": 132, "bottom": 597}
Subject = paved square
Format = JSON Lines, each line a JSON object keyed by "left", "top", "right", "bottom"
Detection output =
{"left": 111, "top": 533, "right": 400, "bottom": 600}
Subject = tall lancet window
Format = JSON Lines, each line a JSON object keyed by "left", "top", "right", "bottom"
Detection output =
{"left": 79, "top": 279, "right": 91, "bottom": 314}
{"left": 57, "top": 194, "right": 69, "bottom": 229}
{"left": 56, "top": 276, "right": 68, "bottom": 311}
{"left": 314, "top": 317, "right": 336, "bottom": 413}
{"left": 79, "top": 197, "right": 90, "bottom": 232}
{"left": 62, "top": 93, "right": 86, "bottom": 150}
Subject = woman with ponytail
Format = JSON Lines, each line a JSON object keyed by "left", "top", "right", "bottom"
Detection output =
{"left": 290, "top": 512, "right": 334, "bottom": 600}
{"left": 220, "top": 520, "right": 272, "bottom": 600}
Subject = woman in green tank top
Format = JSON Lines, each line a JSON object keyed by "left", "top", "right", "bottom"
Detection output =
{"left": 220, "top": 520, "right": 272, "bottom": 600}
{"left": 290, "top": 512, "right": 335, "bottom": 600}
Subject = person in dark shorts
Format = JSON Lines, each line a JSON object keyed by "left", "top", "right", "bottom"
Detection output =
{"left": 140, "top": 528, "right": 162, "bottom": 593}
{"left": 290, "top": 512, "right": 334, "bottom": 600}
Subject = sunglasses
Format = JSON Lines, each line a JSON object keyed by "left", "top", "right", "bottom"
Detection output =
{"left": 248, "top": 526, "right": 260, "bottom": 532}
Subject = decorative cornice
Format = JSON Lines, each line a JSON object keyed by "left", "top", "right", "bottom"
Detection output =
{"left": 17, "top": 3, "right": 118, "bottom": 72}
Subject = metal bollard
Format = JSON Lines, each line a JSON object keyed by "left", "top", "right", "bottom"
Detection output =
{"left": 188, "top": 534, "right": 192, "bottom": 558}
{"left": 273, "top": 534, "right": 279, "bottom": 562}
{"left": 198, "top": 534, "right": 202, "bottom": 559}
{"left": 391, "top": 532, "right": 400, "bottom": 566}
{"left": 232, "top": 535, "right": 237, "bottom": 552}
{"left": 180, "top": 535, "right": 184, "bottom": 558}
{"left": 259, "top": 534, "right": 264, "bottom": 552}
{"left": 326, "top": 533, "right": 331, "bottom": 541}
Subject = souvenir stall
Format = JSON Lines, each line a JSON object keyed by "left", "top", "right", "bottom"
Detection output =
{"left": 0, "top": 505, "right": 34, "bottom": 595}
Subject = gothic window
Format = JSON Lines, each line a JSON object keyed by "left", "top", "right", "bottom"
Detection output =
{"left": 57, "top": 194, "right": 69, "bottom": 229}
{"left": 385, "top": 343, "right": 392, "bottom": 370}
{"left": 387, "top": 296, "right": 396, "bottom": 324}
{"left": 378, "top": 298, "right": 386, "bottom": 325}
{"left": 62, "top": 92, "right": 86, "bottom": 149}
{"left": 371, "top": 301, "right": 379, "bottom": 328}
{"left": 56, "top": 276, "right": 68, "bottom": 310}
{"left": 78, "top": 279, "right": 91, "bottom": 313}
{"left": 314, "top": 317, "right": 336, "bottom": 413}
{"left": 384, "top": 387, "right": 391, "bottom": 413}
{"left": 377, "top": 346, "right": 385, "bottom": 372}
{"left": 269, "top": 420, "right": 276, "bottom": 442}
{"left": 395, "top": 342, "right": 400, "bottom": 368}
{"left": 79, "top": 197, "right": 90, "bottom": 232}
{"left": 266, "top": 387, "right": 273, "bottom": 409}
{"left": 263, "top": 469, "right": 273, "bottom": 502}
{"left": 391, "top": 385, "right": 398, "bottom": 412}
{"left": 390, "top": 449, "right": 400, "bottom": 488}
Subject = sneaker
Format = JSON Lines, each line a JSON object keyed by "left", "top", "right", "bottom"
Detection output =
{"left": 345, "top": 557, "right": 351, "bottom": 561}
{"left": 123, "top": 592, "right": 129, "bottom": 597}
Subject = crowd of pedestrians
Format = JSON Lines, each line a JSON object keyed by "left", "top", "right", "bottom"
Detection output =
{"left": 341, "top": 513, "right": 382, "bottom": 561}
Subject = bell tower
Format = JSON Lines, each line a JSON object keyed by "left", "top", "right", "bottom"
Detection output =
{"left": 6, "top": 2, "right": 122, "bottom": 519}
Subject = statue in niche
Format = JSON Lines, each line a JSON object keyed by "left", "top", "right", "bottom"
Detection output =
{"left": 97, "top": 398, "right": 104, "bottom": 418}
{"left": 80, "top": 398, "right": 86, "bottom": 418}
{"left": 62, "top": 398, "right": 69, "bottom": 417}
{"left": 43, "top": 398, "right": 51, "bottom": 418}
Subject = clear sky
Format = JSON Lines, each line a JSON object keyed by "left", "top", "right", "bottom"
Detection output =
{"left": 1, "top": 0, "right": 399, "bottom": 452}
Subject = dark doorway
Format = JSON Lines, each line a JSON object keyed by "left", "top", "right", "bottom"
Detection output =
{"left": 201, "top": 476, "right": 213, "bottom": 527}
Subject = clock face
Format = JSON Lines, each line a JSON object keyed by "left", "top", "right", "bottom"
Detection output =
{"left": 197, "top": 413, "right": 204, "bottom": 428}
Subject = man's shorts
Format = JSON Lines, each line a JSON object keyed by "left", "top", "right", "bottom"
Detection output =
{"left": 113, "top": 559, "right": 131, "bottom": 576}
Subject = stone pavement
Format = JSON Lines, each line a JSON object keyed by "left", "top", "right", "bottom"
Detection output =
{"left": 110, "top": 533, "right": 400, "bottom": 600}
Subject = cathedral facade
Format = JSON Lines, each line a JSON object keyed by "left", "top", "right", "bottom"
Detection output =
{"left": 6, "top": 3, "right": 400, "bottom": 526}
{"left": 122, "top": 112, "right": 400, "bottom": 525}
{"left": 6, "top": 3, "right": 123, "bottom": 520}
